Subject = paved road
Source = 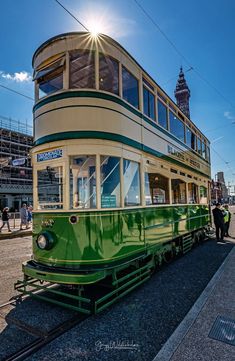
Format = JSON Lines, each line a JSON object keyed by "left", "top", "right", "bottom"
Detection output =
{"left": 0, "top": 236, "right": 32, "bottom": 304}
{"left": 26, "top": 239, "right": 233, "bottom": 361}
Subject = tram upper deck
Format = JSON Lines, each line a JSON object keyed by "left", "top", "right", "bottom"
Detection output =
{"left": 32, "top": 32, "right": 210, "bottom": 211}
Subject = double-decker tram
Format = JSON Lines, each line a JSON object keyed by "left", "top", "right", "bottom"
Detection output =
{"left": 16, "top": 32, "right": 211, "bottom": 314}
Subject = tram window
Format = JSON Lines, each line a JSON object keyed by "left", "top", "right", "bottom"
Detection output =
{"left": 145, "top": 173, "right": 169, "bottom": 205}
{"left": 202, "top": 142, "right": 206, "bottom": 159}
{"left": 122, "top": 67, "right": 139, "bottom": 109}
{"left": 199, "top": 186, "right": 208, "bottom": 204}
{"left": 123, "top": 159, "right": 141, "bottom": 206}
{"left": 70, "top": 50, "right": 95, "bottom": 89}
{"left": 143, "top": 78, "right": 154, "bottom": 91}
{"left": 186, "top": 127, "right": 196, "bottom": 150}
{"left": 69, "top": 155, "right": 96, "bottom": 209}
{"left": 206, "top": 146, "right": 210, "bottom": 162}
{"left": 100, "top": 156, "right": 120, "bottom": 208}
{"left": 197, "top": 138, "right": 202, "bottom": 155}
{"left": 38, "top": 67, "right": 63, "bottom": 98}
{"left": 143, "top": 86, "right": 155, "bottom": 120}
{"left": 37, "top": 166, "right": 63, "bottom": 209}
{"left": 169, "top": 111, "right": 185, "bottom": 143}
{"left": 99, "top": 54, "right": 119, "bottom": 95}
{"left": 171, "top": 179, "right": 186, "bottom": 204}
{"left": 157, "top": 100, "right": 168, "bottom": 129}
{"left": 188, "top": 183, "right": 198, "bottom": 203}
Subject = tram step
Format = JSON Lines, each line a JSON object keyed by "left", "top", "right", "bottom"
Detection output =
{"left": 182, "top": 235, "right": 193, "bottom": 254}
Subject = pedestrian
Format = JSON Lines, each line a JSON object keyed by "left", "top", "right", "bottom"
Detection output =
{"left": 27, "top": 205, "right": 33, "bottom": 224}
{"left": 223, "top": 204, "right": 231, "bottom": 237}
{"left": 212, "top": 203, "right": 225, "bottom": 242}
{"left": 20, "top": 203, "right": 29, "bottom": 230}
{"left": 0, "top": 207, "right": 11, "bottom": 232}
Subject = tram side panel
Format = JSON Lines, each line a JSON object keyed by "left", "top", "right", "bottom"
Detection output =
{"left": 32, "top": 204, "right": 209, "bottom": 271}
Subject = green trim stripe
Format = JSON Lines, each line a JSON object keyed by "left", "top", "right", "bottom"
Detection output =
{"left": 34, "top": 130, "right": 210, "bottom": 178}
{"left": 33, "top": 90, "right": 209, "bottom": 164}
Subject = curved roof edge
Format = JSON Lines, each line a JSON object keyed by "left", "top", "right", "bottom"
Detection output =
{"left": 32, "top": 31, "right": 210, "bottom": 144}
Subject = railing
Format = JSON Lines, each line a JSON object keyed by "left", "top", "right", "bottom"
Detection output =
{"left": 0, "top": 116, "right": 33, "bottom": 136}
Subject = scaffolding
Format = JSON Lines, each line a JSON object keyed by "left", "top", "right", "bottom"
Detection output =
{"left": 0, "top": 115, "right": 33, "bottom": 209}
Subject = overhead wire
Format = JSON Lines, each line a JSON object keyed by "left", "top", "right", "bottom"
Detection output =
{"left": 0, "top": 83, "right": 34, "bottom": 101}
{"left": 133, "top": 0, "right": 235, "bottom": 111}
{"left": 133, "top": 0, "right": 235, "bottom": 179}
{"left": 1, "top": 0, "right": 234, "bottom": 179}
{"left": 54, "top": 0, "right": 89, "bottom": 31}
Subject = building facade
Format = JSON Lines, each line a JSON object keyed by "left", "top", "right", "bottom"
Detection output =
{"left": 0, "top": 117, "right": 33, "bottom": 211}
{"left": 211, "top": 171, "right": 229, "bottom": 204}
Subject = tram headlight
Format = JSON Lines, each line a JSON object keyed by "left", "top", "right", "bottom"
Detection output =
{"left": 36, "top": 232, "right": 55, "bottom": 250}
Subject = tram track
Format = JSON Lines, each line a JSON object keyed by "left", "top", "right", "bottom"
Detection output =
{"left": 0, "top": 301, "right": 89, "bottom": 361}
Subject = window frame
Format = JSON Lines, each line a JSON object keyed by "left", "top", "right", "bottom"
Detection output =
{"left": 122, "top": 65, "right": 139, "bottom": 109}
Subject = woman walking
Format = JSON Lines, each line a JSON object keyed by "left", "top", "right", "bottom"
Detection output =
{"left": 0, "top": 207, "right": 11, "bottom": 232}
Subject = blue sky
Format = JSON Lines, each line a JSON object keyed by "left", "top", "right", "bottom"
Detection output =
{"left": 1, "top": 0, "right": 235, "bottom": 187}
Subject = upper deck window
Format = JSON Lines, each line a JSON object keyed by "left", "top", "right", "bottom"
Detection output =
{"left": 143, "top": 86, "right": 155, "bottom": 120}
{"left": 70, "top": 50, "right": 95, "bottom": 89}
{"left": 202, "top": 142, "right": 206, "bottom": 159}
{"left": 99, "top": 54, "right": 119, "bottom": 95}
{"left": 143, "top": 78, "right": 154, "bottom": 91}
{"left": 36, "top": 59, "right": 64, "bottom": 98}
{"left": 206, "top": 146, "right": 210, "bottom": 162}
{"left": 169, "top": 111, "right": 185, "bottom": 143}
{"left": 186, "top": 127, "right": 196, "bottom": 150}
{"left": 157, "top": 100, "right": 168, "bottom": 129}
{"left": 122, "top": 67, "right": 139, "bottom": 109}
{"left": 197, "top": 138, "right": 202, "bottom": 155}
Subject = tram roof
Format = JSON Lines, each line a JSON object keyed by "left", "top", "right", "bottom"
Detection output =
{"left": 32, "top": 32, "right": 210, "bottom": 144}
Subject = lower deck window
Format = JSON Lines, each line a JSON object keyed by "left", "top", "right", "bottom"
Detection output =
{"left": 145, "top": 173, "right": 169, "bottom": 205}
{"left": 37, "top": 166, "right": 63, "bottom": 209}
{"left": 123, "top": 159, "right": 140, "bottom": 206}
{"left": 199, "top": 186, "right": 208, "bottom": 204}
{"left": 100, "top": 156, "right": 121, "bottom": 208}
{"left": 171, "top": 179, "right": 186, "bottom": 204}
{"left": 188, "top": 183, "right": 198, "bottom": 203}
{"left": 70, "top": 155, "right": 96, "bottom": 209}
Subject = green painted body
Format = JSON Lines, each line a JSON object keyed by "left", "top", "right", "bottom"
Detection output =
{"left": 24, "top": 205, "right": 210, "bottom": 284}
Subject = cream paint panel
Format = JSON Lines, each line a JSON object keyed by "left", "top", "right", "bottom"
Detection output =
{"left": 35, "top": 106, "right": 141, "bottom": 143}
{"left": 33, "top": 139, "right": 138, "bottom": 155}
{"left": 34, "top": 93, "right": 142, "bottom": 125}
{"left": 142, "top": 126, "right": 210, "bottom": 177}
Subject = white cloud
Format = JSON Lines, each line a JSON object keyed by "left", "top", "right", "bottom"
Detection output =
{"left": 224, "top": 111, "right": 235, "bottom": 121}
{"left": 1, "top": 71, "right": 32, "bottom": 82}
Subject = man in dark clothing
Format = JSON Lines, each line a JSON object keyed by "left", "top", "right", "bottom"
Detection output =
{"left": 212, "top": 203, "right": 225, "bottom": 242}
{"left": 0, "top": 207, "right": 11, "bottom": 232}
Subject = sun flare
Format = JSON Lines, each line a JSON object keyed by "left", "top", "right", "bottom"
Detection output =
{"left": 86, "top": 16, "right": 107, "bottom": 37}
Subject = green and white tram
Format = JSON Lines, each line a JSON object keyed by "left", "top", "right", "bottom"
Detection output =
{"left": 17, "top": 32, "right": 211, "bottom": 313}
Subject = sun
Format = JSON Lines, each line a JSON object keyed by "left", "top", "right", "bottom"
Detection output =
{"left": 86, "top": 16, "right": 107, "bottom": 37}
